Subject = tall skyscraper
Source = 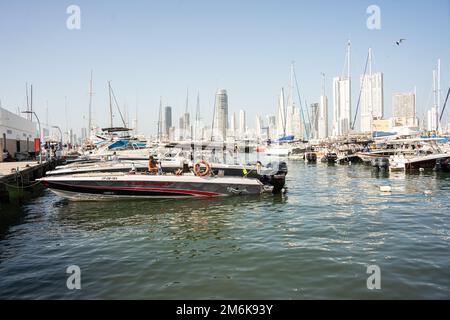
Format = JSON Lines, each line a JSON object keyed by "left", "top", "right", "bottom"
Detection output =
{"left": 318, "top": 95, "right": 328, "bottom": 139}
{"left": 360, "top": 72, "right": 384, "bottom": 132}
{"left": 276, "top": 88, "right": 286, "bottom": 138}
{"left": 393, "top": 93, "right": 416, "bottom": 127}
{"left": 286, "top": 63, "right": 296, "bottom": 138}
{"left": 213, "top": 89, "right": 228, "bottom": 141}
{"left": 230, "top": 112, "right": 237, "bottom": 138}
{"left": 332, "top": 77, "right": 351, "bottom": 136}
{"left": 255, "top": 115, "right": 262, "bottom": 138}
{"left": 310, "top": 103, "right": 319, "bottom": 139}
{"left": 292, "top": 108, "right": 302, "bottom": 140}
{"left": 81, "top": 127, "right": 87, "bottom": 142}
{"left": 182, "top": 89, "right": 191, "bottom": 140}
{"left": 267, "top": 115, "right": 276, "bottom": 140}
{"left": 164, "top": 106, "right": 172, "bottom": 136}
{"left": 183, "top": 112, "right": 190, "bottom": 139}
{"left": 427, "top": 108, "right": 438, "bottom": 131}
{"left": 239, "top": 109, "right": 246, "bottom": 137}
{"left": 178, "top": 116, "right": 185, "bottom": 141}
{"left": 332, "top": 41, "right": 352, "bottom": 137}
{"left": 427, "top": 62, "right": 441, "bottom": 132}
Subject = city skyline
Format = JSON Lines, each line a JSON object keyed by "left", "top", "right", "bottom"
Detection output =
{"left": 0, "top": 0, "right": 449, "bottom": 137}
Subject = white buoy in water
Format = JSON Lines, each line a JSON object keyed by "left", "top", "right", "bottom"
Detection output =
{"left": 380, "top": 185, "right": 392, "bottom": 192}
{"left": 424, "top": 190, "right": 432, "bottom": 196}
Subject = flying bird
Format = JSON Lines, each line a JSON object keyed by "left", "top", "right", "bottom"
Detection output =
{"left": 396, "top": 39, "right": 406, "bottom": 46}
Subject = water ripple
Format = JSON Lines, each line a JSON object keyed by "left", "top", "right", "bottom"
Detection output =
{"left": 0, "top": 162, "right": 449, "bottom": 299}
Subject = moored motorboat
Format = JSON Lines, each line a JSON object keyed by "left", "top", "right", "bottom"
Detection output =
{"left": 321, "top": 152, "right": 338, "bottom": 163}
{"left": 304, "top": 152, "right": 317, "bottom": 163}
{"left": 38, "top": 173, "right": 270, "bottom": 200}
{"left": 371, "top": 157, "right": 390, "bottom": 170}
{"left": 46, "top": 159, "right": 288, "bottom": 194}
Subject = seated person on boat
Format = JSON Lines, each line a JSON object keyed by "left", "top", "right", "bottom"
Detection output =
{"left": 148, "top": 156, "right": 158, "bottom": 174}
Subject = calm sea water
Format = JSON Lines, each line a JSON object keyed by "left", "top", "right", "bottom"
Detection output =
{"left": 1, "top": 161, "right": 449, "bottom": 299}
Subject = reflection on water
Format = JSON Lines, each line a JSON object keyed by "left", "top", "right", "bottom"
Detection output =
{"left": 0, "top": 162, "right": 449, "bottom": 299}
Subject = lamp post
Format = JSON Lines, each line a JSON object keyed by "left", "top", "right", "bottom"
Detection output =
{"left": 22, "top": 111, "right": 42, "bottom": 164}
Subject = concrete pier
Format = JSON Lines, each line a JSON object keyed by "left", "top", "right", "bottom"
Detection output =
{"left": 0, "top": 160, "right": 58, "bottom": 203}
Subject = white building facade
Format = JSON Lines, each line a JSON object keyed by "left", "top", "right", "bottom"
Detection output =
{"left": 360, "top": 72, "right": 384, "bottom": 132}
{"left": 213, "top": 89, "right": 229, "bottom": 141}
{"left": 1, "top": 107, "right": 37, "bottom": 161}
{"left": 392, "top": 92, "right": 417, "bottom": 127}
{"left": 318, "top": 95, "right": 328, "bottom": 139}
{"left": 332, "top": 77, "right": 351, "bottom": 136}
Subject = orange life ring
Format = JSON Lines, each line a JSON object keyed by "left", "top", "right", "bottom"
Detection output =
{"left": 194, "top": 160, "right": 210, "bottom": 177}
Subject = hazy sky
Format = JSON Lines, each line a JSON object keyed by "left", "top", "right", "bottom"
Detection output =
{"left": 1, "top": 0, "right": 449, "bottom": 136}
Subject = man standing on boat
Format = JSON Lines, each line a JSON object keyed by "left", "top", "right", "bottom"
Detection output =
{"left": 110, "top": 152, "right": 119, "bottom": 162}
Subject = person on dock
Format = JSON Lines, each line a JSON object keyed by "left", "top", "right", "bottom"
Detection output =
{"left": 2, "top": 149, "right": 13, "bottom": 162}
{"left": 148, "top": 156, "right": 158, "bottom": 174}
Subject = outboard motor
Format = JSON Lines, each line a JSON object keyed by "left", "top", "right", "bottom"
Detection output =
{"left": 371, "top": 157, "right": 389, "bottom": 170}
{"left": 436, "top": 157, "right": 450, "bottom": 172}
{"left": 305, "top": 152, "right": 317, "bottom": 163}
{"left": 265, "top": 161, "right": 287, "bottom": 194}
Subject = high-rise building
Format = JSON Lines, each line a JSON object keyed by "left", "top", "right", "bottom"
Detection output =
{"left": 230, "top": 112, "right": 237, "bottom": 138}
{"left": 164, "top": 106, "right": 172, "bottom": 136}
{"left": 427, "top": 64, "right": 441, "bottom": 132}
{"left": 310, "top": 103, "right": 319, "bottom": 139}
{"left": 332, "top": 77, "right": 351, "bottom": 136}
{"left": 178, "top": 116, "right": 185, "bottom": 141}
{"left": 333, "top": 41, "right": 352, "bottom": 137}
{"left": 393, "top": 93, "right": 416, "bottom": 127}
{"left": 213, "top": 89, "right": 228, "bottom": 141}
{"left": 183, "top": 112, "right": 190, "bottom": 139}
{"left": 81, "top": 127, "right": 87, "bottom": 142}
{"left": 255, "top": 115, "right": 262, "bottom": 138}
{"left": 318, "top": 95, "right": 328, "bottom": 139}
{"left": 239, "top": 109, "right": 246, "bottom": 137}
{"left": 427, "top": 108, "right": 438, "bottom": 131}
{"left": 276, "top": 88, "right": 286, "bottom": 138}
{"left": 267, "top": 115, "right": 276, "bottom": 140}
{"left": 292, "top": 108, "right": 302, "bottom": 140}
{"left": 360, "top": 72, "right": 384, "bottom": 132}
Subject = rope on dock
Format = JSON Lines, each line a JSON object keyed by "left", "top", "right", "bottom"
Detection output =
{"left": 0, "top": 180, "right": 42, "bottom": 189}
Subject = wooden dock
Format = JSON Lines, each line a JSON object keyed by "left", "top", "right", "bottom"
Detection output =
{"left": 0, "top": 160, "right": 58, "bottom": 203}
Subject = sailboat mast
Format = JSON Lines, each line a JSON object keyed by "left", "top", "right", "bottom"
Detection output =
{"left": 347, "top": 40, "right": 351, "bottom": 131}
{"left": 185, "top": 88, "right": 189, "bottom": 113}
{"left": 321, "top": 73, "right": 325, "bottom": 97}
{"left": 195, "top": 91, "right": 200, "bottom": 141}
{"left": 135, "top": 93, "right": 138, "bottom": 135}
{"left": 369, "top": 47, "right": 373, "bottom": 133}
{"left": 282, "top": 88, "right": 286, "bottom": 137}
{"left": 437, "top": 59, "right": 441, "bottom": 132}
{"left": 433, "top": 69, "right": 437, "bottom": 108}
{"left": 65, "top": 96, "right": 68, "bottom": 142}
{"left": 25, "top": 83, "right": 30, "bottom": 120}
{"left": 88, "top": 70, "right": 93, "bottom": 134}
{"left": 158, "top": 96, "right": 162, "bottom": 142}
{"left": 46, "top": 100, "right": 49, "bottom": 126}
{"left": 289, "top": 62, "right": 294, "bottom": 110}
{"left": 108, "top": 81, "right": 113, "bottom": 128}
{"left": 30, "top": 84, "right": 33, "bottom": 122}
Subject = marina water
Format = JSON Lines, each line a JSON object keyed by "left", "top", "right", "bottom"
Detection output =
{"left": 1, "top": 161, "right": 449, "bottom": 299}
